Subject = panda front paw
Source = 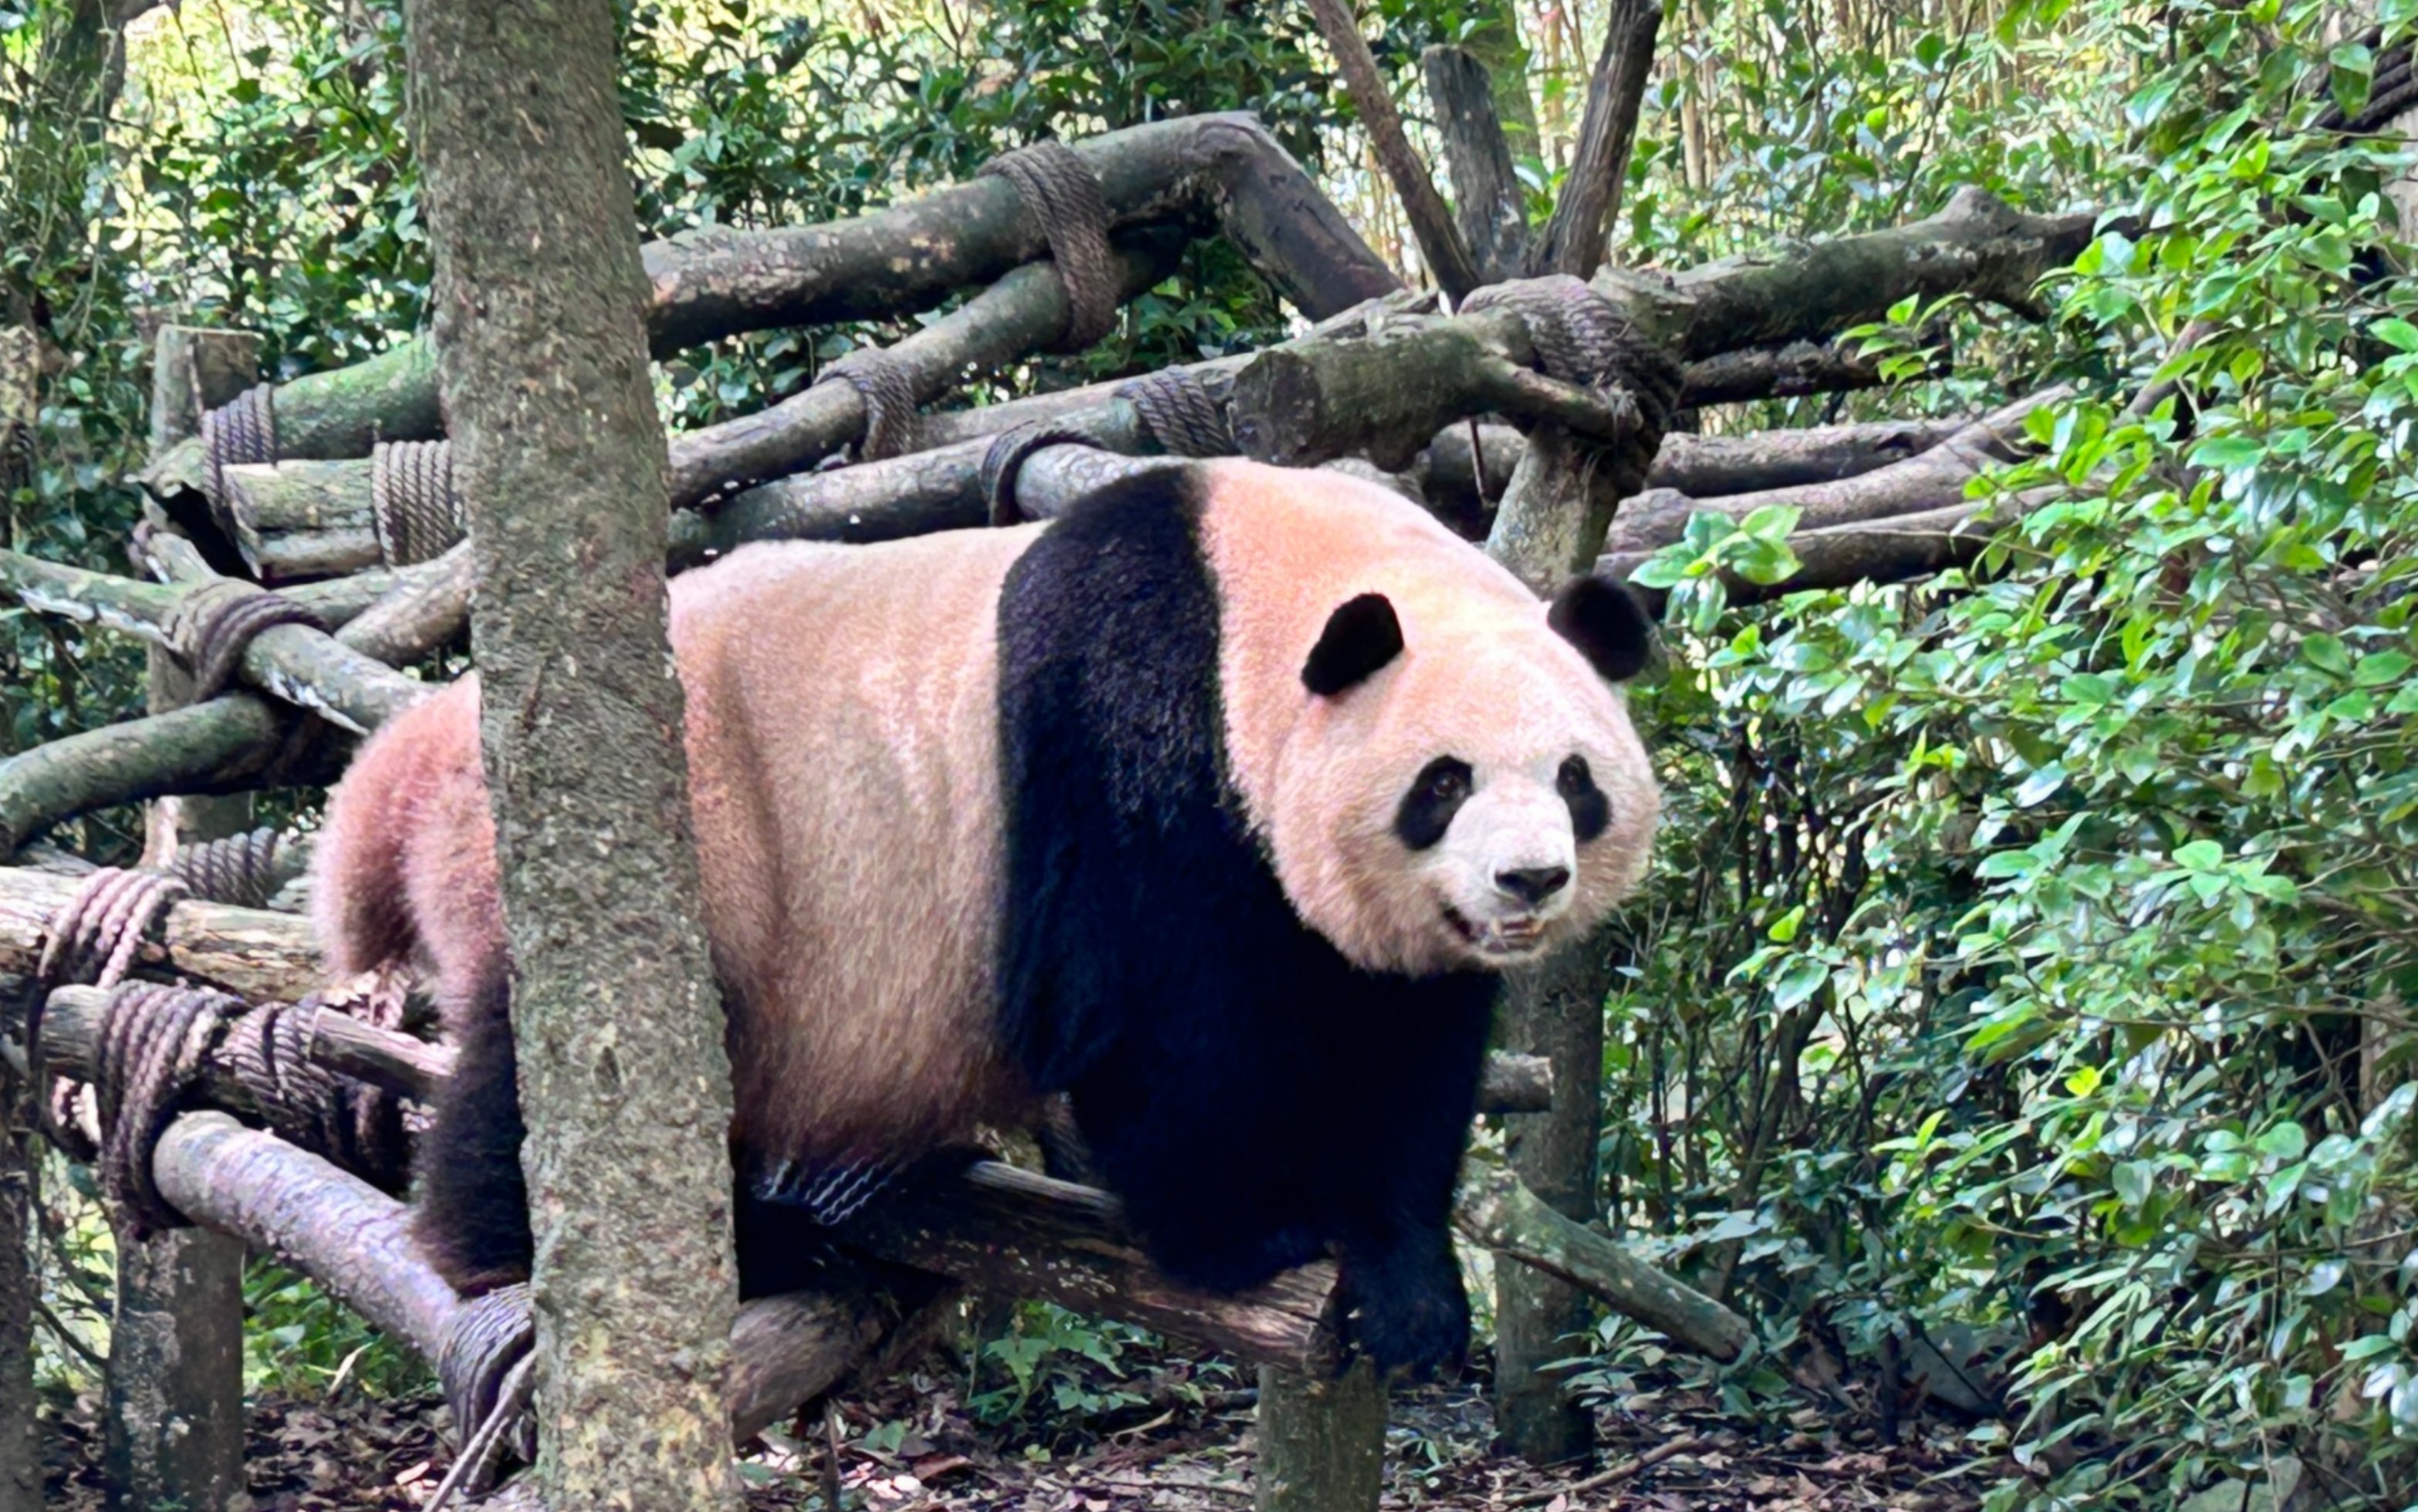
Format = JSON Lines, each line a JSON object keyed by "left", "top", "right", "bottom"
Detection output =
{"left": 1333, "top": 1237, "right": 1470, "bottom": 1382}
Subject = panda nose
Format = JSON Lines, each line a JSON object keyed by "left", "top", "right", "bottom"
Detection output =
{"left": 1495, "top": 866, "right": 1572, "bottom": 906}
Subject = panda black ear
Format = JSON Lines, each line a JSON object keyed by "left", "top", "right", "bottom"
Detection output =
{"left": 1548, "top": 576, "right": 1653, "bottom": 683}
{"left": 1302, "top": 592, "right": 1404, "bottom": 697}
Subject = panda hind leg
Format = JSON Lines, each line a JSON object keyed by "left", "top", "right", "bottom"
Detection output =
{"left": 410, "top": 972, "right": 532, "bottom": 1297}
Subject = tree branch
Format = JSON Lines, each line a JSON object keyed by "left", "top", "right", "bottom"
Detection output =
{"left": 1531, "top": 0, "right": 1663, "bottom": 278}
{"left": 3, "top": 886, "right": 1743, "bottom": 1364}
{"left": 139, "top": 114, "right": 1397, "bottom": 508}
{"left": 1420, "top": 46, "right": 1528, "bottom": 282}
{"left": 1305, "top": 0, "right": 1483, "bottom": 299}
{"left": 1602, "top": 388, "right": 2062, "bottom": 555}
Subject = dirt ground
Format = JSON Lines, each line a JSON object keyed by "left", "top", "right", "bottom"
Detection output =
{"left": 42, "top": 1345, "right": 1998, "bottom": 1512}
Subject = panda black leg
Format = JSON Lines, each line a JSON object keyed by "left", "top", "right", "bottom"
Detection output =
{"left": 1333, "top": 1225, "right": 1471, "bottom": 1382}
{"left": 411, "top": 975, "right": 533, "bottom": 1296}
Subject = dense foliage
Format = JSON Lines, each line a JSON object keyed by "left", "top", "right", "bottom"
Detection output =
{"left": 8, "top": 0, "right": 2418, "bottom": 1506}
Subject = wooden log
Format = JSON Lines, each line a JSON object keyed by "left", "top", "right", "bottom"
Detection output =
{"left": 0, "top": 549, "right": 427, "bottom": 734}
{"left": 1602, "top": 388, "right": 2062, "bottom": 555}
{"left": 1530, "top": 0, "right": 1662, "bottom": 279}
{"left": 216, "top": 240, "right": 1190, "bottom": 579}
{"left": 140, "top": 113, "right": 1397, "bottom": 504}
{"left": 1603, "top": 187, "right": 2102, "bottom": 361}
{"left": 113, "top": 323, "right": 250, "bottom": 1512}
{"left": 1305, "top": 0, "right": 1480, "bottom": 300}
{"left": 144, "top": 1112, "right": 899, "bottom": 1450}
{"left": 1422, "top": 417, "right": 1970, "bottom": 516}
{"left": 665, "top": 236, "right": 1184, "bottom": 511}
{"left": 1421, "top": 46, "right": 1528, "bottom": 283}
{"left": 0, "top": 537, "right": 464, "bottom": 862}
{"left": 1679, "top": 337, "right": 1899, "bottom": 406}
{"left": 0, "top": 869, "right": 321, "bottom": 1002}
{"left": 1454, "top": 1162, "right": 1749, "bottom": 1362}
{"left": 1255, "top": 1361, "right": 1384, "bottom": 1512}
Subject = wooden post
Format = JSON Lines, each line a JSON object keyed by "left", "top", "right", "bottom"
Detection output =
{"left": 1, "top": 324, "right": 43, "bottom": 1512}
{"left": 1255, "top": 1362, "right": 1385, "bottom": 1512}
{"left": 1491, "top": 946, "right": 1614, "bottom": 1464}
{"left": 103, "top": 325, "right": 258, "bottom": 1512}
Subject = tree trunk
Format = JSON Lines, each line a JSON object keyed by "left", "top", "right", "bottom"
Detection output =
{"left": 402, "top": 2, "right": 740, "bottom": 1505}
{"left": 0, "top": 326, "right": 40, "bottom": 1512}
{"left": 1254, "top": 1362, "right": 1386, "bottom": 1512}
{"left": 1490, "top": 944, "right": 1613, "bottom": 1466}
{"left": 104, "top": 326, "right": 253, "bottom": 1512}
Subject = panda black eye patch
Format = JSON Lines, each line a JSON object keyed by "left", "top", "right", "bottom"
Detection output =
{"left": 1559, "top": 754, "right": 1610, "bottom": 842}
{"left": 1396, "top": 757, "right": 1474, "bottom": 850}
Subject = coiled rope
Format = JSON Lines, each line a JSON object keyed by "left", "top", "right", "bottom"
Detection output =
{"left": 1114, "top": 367, "right": 1236, "bottom": 458}
{"left": 812, "top": 347, "right": 922, "bottom": 463}
{"left": 167, "top": 579, "right": 330, "bottom": 700}
{"left": 371, "top": 439, "right": 466, "bottom": 567}
{"left": 1459, "top": 274, "right": 1685, "bottom": 497}
{"left": 199, "top": 383, "right": 277, "bottom": 508}
{"left": 979, "top": 140, "right": 1120, "bottom": 352}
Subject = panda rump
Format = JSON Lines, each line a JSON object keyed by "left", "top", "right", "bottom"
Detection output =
{"left": 309, "top": 457, "right": 1659, "bottom": 1378}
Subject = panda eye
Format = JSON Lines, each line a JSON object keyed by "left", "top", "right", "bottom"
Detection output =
{"left": 1395, "top": 756, "right": 1474, "bottom": 851}
{"left": 1558, "top": 754, "right": 1611, "bottom": 844}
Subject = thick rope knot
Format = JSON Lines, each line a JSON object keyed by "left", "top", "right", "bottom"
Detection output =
{"left": 1461, "top": 275, "right": 1685, "bottom": 493}
{"left": 93, "top": 981, "right": 241, "bottom": 1237}
{"left": 29, "top": 866, "right": 191, "bottom": 1161}
{"left": 199, "top": 383, "right": 277, "bottom": 508}
{"left": 980, "top": 140, "right": 1120, "bottom": 351}
{"left": 437, "top": 1284, "right": 537, "bottom": 1489}
{"left": 218, "top": 994, "right": 410, "bottom": 1192}
{"left": 165, "top": 825, "right": 302, "bottom": 910}
{"left": 812, "top": 347, "right": 922, "bottom": 462}
{"left": 981, "top": 417, "right": 1118, "bottom": 526}
{"left": 36, "top": 866, "right": 189, "bottom": 993}
{"left": 167, "top": 579, "right": 329, "bottom": 700}
{"left": 370, "top": 440, "right": 464, "bottom": 567}
{"left": 1116, "top": 367, "right": 1236, "bottom": 457}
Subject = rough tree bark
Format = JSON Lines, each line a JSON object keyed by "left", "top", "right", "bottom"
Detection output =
{"left": 0, "top": 325, "right": 39, "bottom": 1512}
{"left": 1529, "top": 0, "right": 1662, "bottom": 278}
{"left": 1305, "top": 0, "right": 1483, "bottom": 299}
{"left": 104, "top": 326, "right": 252, "bottom": 1512}
{"left": 1479, "top": 0, "right": 1670, "bottom": 1433}
{"left": 402, "top": 1, "right": 740, "bottom": 1504}
{"left": 1255, "top": 1362, "right": 1387, "bottom": 1512}
{"left": 1490, "top": 947, "right": 1616, "bottom": 1464}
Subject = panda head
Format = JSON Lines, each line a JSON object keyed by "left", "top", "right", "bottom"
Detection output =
{"left": 1271, "top": 573, "right": 1660, "bottom": 977}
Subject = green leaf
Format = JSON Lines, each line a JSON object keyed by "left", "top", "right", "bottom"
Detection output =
{"left": 2374, "top": 317, "right": 2418, "bottom": 353}
{"left": 2302, "top": 633, "right": 2352, "bottom": 675}
{"left": 1769, "top": 957, "right": 1829, "bottom": 1011}
{"left": 2111, "top": 1160, "right": 2154, "bottom": 1207}
{"left": 2014, "top": 764, "right": 2066, "bottom": 808}
{"left": 2355, "top": 651, "right": 2413, "bottom": 687}
{"left": 2174, "top": 839, "right": 2225, "bottom": 869}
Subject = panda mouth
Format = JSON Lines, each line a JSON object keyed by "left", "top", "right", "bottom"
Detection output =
{"left": 1444, "top": 906, "right": 1548, "bottom": 959}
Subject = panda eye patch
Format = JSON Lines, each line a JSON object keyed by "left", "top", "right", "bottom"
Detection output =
{"left": 1395, "top": 757, "right": 1474, "bottom": 851}
{"left": 1558, "top": 754, "right": 1610, "bottom": 843}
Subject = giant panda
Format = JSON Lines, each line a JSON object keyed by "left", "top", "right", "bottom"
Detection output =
{"left": 310, "top": 457, "right": 1660, "bottom": 1379}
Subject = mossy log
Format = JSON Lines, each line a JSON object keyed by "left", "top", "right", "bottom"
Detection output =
{"left": 140, "top": 113, "right": 1398, "bottom": 508}
{"left": 1, "top": 884, "right": 1744, "bottom": 1362}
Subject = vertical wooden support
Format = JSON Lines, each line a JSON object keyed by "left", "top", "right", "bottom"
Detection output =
{"left": 1, "top": 325, "right": 45, "bottom": 1512}
{"left": 1491, "top": 944, "right": 1614, "bottom": 1466}
{"left": 1255, "top": 1362, "right": 1385, "bottom": 1512}
{"left": 102, "top": 325, "right": 258, "bottom": 1512}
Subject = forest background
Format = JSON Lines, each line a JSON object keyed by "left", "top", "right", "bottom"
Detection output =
{"left": 5, "top": 0, "right": 2418, "bottom": 1507}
